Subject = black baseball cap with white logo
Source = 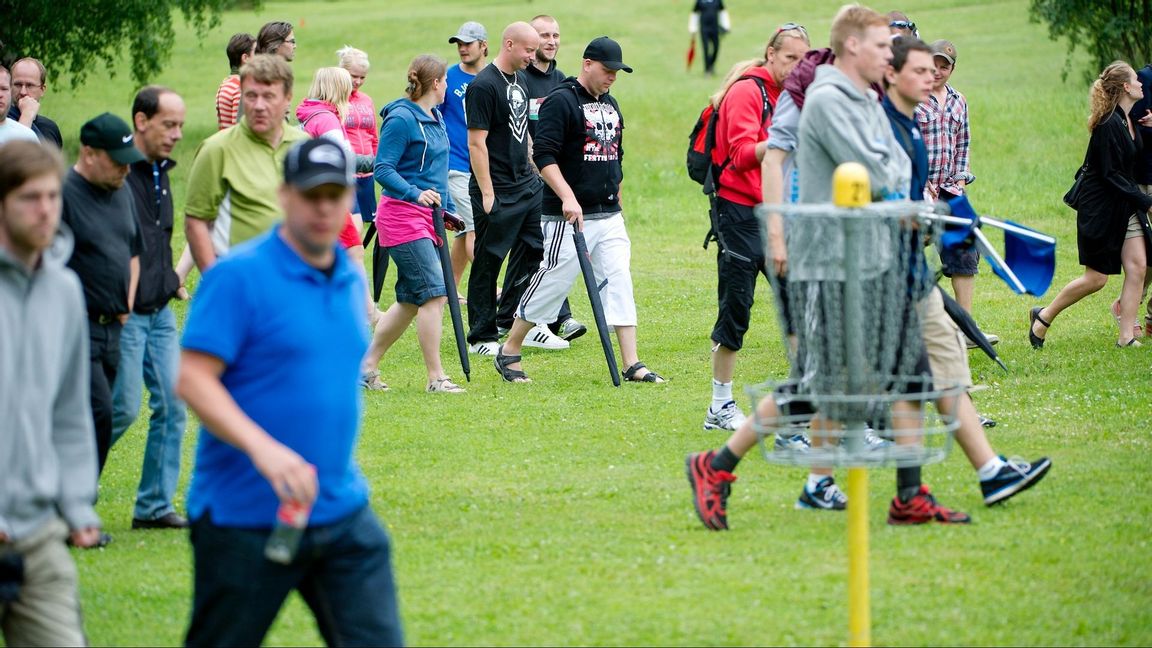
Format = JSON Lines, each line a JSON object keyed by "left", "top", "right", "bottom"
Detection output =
{"left": 79, "top": 113, "right": 146, "bottom": 164}
{"left": 283, "top": 139, "right": 355, "bottom": 190}
{"left": 583, "top": 36, "right": 633, "bottom": 73}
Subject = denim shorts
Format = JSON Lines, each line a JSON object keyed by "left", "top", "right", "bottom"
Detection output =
{"left": 386, "top": 237, "right": 446, "bottom": 305}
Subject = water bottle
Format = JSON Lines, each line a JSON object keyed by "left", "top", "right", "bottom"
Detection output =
{"left": 264, "top": 500, "right": 311, "bottom": 564}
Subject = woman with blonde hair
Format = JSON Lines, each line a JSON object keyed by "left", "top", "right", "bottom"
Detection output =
{"left": 338, "top": 46, "right": 381, "bottom": 226}
{"left": 295, "top": 66, "right": 378, "bottom": 321}
{"left": 361, "top": 54, "right": 464, "bottom": 393}
{"left": 700, "top": 23, "right": 809, "bottom": 433}
{"left": 1030, "top": 61, "right": 1152, "bottom": 348}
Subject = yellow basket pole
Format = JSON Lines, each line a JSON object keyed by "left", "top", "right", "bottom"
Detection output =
{"left": 847, "top": 468, "right": 871, "bottom": 647}
{"left": 833, "top": 163, "right": 872, "bottom": 648}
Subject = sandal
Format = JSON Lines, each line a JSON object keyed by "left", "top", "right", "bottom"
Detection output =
{"left": 1117, "top": 338, "right": 1142, "bottom": 348}
{"left": 427, "top": 377, "right": 466, "bottom": 393}
{"left": 360, "top": 370, "right": 389, "bottom": 391}
{"left": 1110, "top": 300, "right": 1142, "bottom": 338}
{"left": 623, "top": 362, "right": 665, "bottom": 383}
{"left": 494, "top": 345, "right": 531, "bottom": 383}
{"left": 1028, "top": 307, "right": 1050, "bottom": 350}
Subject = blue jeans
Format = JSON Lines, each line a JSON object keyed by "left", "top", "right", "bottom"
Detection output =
{"left": 111, "top": 307, "right": 187, "bottom": 520}
{"left": 185, "top": 506, "right": 403, "bottom": 647}
{"left": 387, "top": 237, "right": 446, "bottom": 305}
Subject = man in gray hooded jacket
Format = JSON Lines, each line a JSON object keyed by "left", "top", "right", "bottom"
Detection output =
{"left": 0, "top": 140, "right": 102, "bottom": 646}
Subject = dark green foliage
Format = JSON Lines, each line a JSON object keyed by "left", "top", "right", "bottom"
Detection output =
{"left": 0, "top": 0, "right": 260, "bottom": 87}
{"left": 1030, "top": 0, "right": 1152, "bottom": 81}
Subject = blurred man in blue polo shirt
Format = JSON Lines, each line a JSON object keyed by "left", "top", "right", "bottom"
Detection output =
{"left": 178, "top": 138, "right": 402, "bottom": 647}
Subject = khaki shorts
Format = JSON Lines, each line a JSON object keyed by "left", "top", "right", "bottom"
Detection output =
{"left": 0, "top": 517, "right": 86, "bottom": 647}
{"left": 1125, "top": 213, "right": 1143, "bottom": 239}
{"left": 917, "top": 288, "right": 973, "bottom": 389}
{"left": 447, "top": 170, "right": 475, "bottom": 236}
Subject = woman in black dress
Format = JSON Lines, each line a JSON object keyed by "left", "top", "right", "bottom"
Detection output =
{"left": 1030, "top": 61, "right": 1152, "bottom": 348}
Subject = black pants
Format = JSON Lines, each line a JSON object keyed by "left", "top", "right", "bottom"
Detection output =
{"left": 711, "top": 197, "right": 791, "bottom": 351}
{"left": 186, "top": 507, "right": 403, "bottom": 647}
{"left": 701, "top": 28, "right": 721, "bottom": 73}
{"left": 467, "top": 185, "right": 570, "bottom": 343}
{"left": 88, "top": 319, "right": 121, "bottom": 475}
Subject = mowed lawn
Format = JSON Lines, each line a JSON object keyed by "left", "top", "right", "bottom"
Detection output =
{"left": 37, "top": 0, "right": 1152, "bottom": 645}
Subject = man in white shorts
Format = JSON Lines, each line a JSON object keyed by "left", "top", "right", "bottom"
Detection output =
{"left": 494, "top": 37, "right": 663, "bottom": 383}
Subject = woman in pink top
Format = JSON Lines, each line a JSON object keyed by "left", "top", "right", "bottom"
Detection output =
{"left": 339, "top": 46, "right": 380, "bottom": 225}
{"left": 295, "top": 67, "right": 377, "bottom": 318}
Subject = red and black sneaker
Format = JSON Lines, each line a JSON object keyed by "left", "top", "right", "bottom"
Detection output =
{"left": 887, "top": 485, "right": 971, "bottom": 525}
{"left": 686, "top": 451, "right": 737, "bottom": 530}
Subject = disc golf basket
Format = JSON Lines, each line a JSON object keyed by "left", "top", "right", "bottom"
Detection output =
{"left": 751, "top": 164, "right": 967, "bottom": 647}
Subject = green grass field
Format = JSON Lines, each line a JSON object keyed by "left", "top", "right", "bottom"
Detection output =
{"left": 31, "top": 0, "right": 1152, "bottom": 645}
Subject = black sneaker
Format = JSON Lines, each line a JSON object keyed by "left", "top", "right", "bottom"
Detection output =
{"left": 685, "top": 451, "right": 737, "bottom": 530}
{"left": 795, "top": 476, "right": 848, "bottom": 511}
{"left": 981, "top": 456, "right": 1051, "bottom": 506}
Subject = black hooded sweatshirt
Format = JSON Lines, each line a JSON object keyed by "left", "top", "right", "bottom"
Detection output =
{"left": 532, "top": 77, "right": 624, "bottom": 219}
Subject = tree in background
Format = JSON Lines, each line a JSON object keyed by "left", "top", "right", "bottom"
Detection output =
{"left": 0, "top": 0, "right": 260, "bottom": 87}
{"left": 1030, "top": 0, "right": 1152, "bottom": 81}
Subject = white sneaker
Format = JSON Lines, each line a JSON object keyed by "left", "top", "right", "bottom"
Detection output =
{"left": 469, "top": 341, "right": 499, "bottom": 356}
{"left": 703, "top": 400, "right": 745, "bottom": 431}
{"left": 521, "top": 324, "right": 569, "bottom": 350}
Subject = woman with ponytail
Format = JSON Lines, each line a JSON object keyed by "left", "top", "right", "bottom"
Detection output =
{"left": 1030, "top": 61, "right": 1152, "bottom": 348}
{"left": 361, "top": 55, "right": 465, "bottom": 393}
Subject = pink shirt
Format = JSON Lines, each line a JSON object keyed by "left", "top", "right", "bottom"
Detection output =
{"left": 345, "top": 90, "right": 378, "bottom": 177}
{"left": 375, "top": 196, "right": 439, "bottom": 248}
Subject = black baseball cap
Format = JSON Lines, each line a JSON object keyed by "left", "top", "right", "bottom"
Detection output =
{"left": 79, "top": 113, "right": 146, "bottom": 164}
{"left": 583, "top": 36, "right": 633, "bottom": 73}
{"left": 283, "top": 139, "right": 354, "bottom": 190}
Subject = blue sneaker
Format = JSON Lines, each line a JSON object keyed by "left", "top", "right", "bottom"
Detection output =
{"left": 796, "top": 476, "right": 847, "bottom": 511}
{"left": 981, "top": 456, "right": 1051, "bottom": 506}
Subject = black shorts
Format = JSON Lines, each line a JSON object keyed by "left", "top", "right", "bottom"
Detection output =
{"left": 937, "top": 189, "right": 980, "bottom": 276}
{"left": 710, "top": 197, "right": 792, "bottom": 351}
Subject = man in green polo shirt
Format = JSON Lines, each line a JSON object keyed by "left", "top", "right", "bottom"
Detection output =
{"left": 185, "top": 54, "right": 307, "bottom": 270}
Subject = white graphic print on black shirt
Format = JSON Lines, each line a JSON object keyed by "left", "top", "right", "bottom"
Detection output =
{"left": 507, "top": 82, "right": 529, "bottom": 144}
{"left": 583, "top": 101, "right": 621, "bottom": 163}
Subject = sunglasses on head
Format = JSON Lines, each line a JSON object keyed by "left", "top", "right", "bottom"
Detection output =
{"left": 769, "top": 22, "right": 808, "bottom": 48}
{"left": 890, "top": 20, "right": 917, "bottom": 31}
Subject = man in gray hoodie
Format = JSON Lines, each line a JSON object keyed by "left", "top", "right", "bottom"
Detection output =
{"left": 0, "top": 140, "right": 102, "bottom": 645}
{"left": 792, "top": 5, "right": 967, "bottom": 524}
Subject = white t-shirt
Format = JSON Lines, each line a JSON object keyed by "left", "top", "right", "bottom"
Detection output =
{"left": 0, "top": 119, "right": 38, "bottom": 146}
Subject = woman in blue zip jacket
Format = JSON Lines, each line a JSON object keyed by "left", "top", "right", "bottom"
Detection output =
{"left": 361, "top": 54, "right": 465, "bottom": 393}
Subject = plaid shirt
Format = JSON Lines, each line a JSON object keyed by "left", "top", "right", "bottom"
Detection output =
{"left": 915, "top": 84, "right": 972, "bottom": 200}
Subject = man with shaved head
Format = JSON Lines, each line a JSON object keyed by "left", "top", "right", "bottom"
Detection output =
{"left": 465, "top": 22, "right": 571, "bottom": 354}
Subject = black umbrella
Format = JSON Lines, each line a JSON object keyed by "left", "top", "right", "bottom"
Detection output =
{"left": 431, "top": 207, "right": 470, "bottom": 381}
{"left": 938, "top": 286, "right": 1007, "bottom": 372}
{"left": 572, "top": 227, "right": 621, "bottom": 387}
{"left": 361, "top": 222, "right": 390, "bottom": 304}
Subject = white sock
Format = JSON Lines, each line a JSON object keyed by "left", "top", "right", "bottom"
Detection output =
{"left": 711, "top": 379, "right": 733, "bottom": 410}
{"left": 977, "top": 456, "right": 1005, "bottom": 481}
{"left": 807, "top": 473, "right": 828, "bottom": 491}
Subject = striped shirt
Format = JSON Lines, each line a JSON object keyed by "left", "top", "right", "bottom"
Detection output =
{"left": 215, "top": 75, "right": 241, "bottom": 130}
{"left": 915, "top": 84, "right": 971, "bottom": 200}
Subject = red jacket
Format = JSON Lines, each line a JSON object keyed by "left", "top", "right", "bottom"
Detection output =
{"left": 712, "top": 66, "right": 781, "bottom": 207}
